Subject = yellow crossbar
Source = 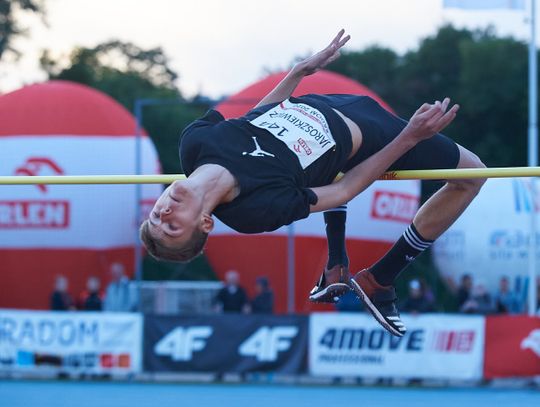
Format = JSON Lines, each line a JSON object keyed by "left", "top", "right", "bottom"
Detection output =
{"left": 0, "top": 167, "right": 538, "bottom": 185}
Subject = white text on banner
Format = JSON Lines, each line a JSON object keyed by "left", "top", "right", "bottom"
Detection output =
{"left": 0, "top": 309, "right": 143, "bottom": 374}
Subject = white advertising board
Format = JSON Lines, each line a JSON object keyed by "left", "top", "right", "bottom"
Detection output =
{"left": 309, "top": 313, "right": 484, "bottom": 380}
{"left": 0, "top": 309, "right": 142, "bottom": 374}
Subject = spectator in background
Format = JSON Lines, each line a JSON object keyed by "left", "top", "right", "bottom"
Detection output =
{"left": 50, "top": 275, "right": 75, "bottom": 311}
{"left": 400, "top": 279, "right": 435, "bottom": 314}
{"left": 104, "top": 262, "right": 137, "bottom": 312}
{"left": 460, "top": 282, "right": 494, "bottom": 314}
{"left": 419, "top": 278, "right": 436, "bottom": 305}
{"left": 250, "top": 277, "right": 274, "bottom": 314}
{"left": 456, "top": 273, "right": 473, "bottom": 309}
{"left": 335, "top": 290, "right": 364, "bottom": 312}
{"left": 78, "top": 276, "right": 103, "bottom": 311}
{"left": 214, "top": 270, "right": 249, "bottom": 313}
{"left": 494, "top": 276, "right": 522, "bottom": 314}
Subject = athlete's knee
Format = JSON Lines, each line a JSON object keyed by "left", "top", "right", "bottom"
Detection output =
{"left": 450, "top": 147, "right": 486, "bottom": 193}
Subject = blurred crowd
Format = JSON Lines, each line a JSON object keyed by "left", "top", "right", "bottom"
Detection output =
{"left": 51, "top": 262, "right": 538, "bottom": 316}
{"left": 213, "top": 270, "right": 274, "bottom": 314}
{"left": 453, "top": 273, "right": 536, "bottom": 315}
{"left": 335, "top": 278, "right": 437, "bottom": 314}
{"left": 50, "top": 262, "right": 138, "bottom": 312}
{"left": 50, "top": 266, "right": 274, "bottom": 315}
{"left": 336, "top": 273, "right": 540, "bottom": 315}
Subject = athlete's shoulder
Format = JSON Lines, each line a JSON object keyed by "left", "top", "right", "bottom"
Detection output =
{"left": 182, "top": 109, "right": 225, "bottom": 134}
{"left": 198, "top": 109, "right": 225, "bottom": 124}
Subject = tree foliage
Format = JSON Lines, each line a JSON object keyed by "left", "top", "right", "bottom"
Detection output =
{"left": 41, "top": 40, "right": 207, "bottom": 174}
{"left": 0, "top": 0, "right": 46, "bottom": 62}
{"left": 327, "top": 24, "right": 532, "bottom": 167}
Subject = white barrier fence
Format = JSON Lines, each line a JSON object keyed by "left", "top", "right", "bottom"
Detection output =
{"left": 0, "top": 309, "right": 538, "bottom": 380}
{"left": 309, "top": 313, "right": 484, "bottom": 380}
{"left": 0, "top": 310, "right": 142, "bottom": 374}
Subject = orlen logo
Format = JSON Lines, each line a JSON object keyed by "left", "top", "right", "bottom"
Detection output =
{"left": 521, "top": 329, "right": 540, "bottom": 358}
{"left": 0, "top": 157, "right": 69, "bottom": 229}
{"left": 154, "top": 326, "right": 213, "bottom": 361}
{"left": 293, "top": 138, "right": 312, "bottom": 155}
{"left": 371, "top": 190, "right": 418, "bottom": 223}
{"left": 14, "top": 157, "right": 64, "bottom": 193}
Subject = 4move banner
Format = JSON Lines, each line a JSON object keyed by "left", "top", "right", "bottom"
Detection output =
{"left": 309, "top": 313, "right": 485, "bottom": 380}
{"left": 144, "top": 314, "right": 307, "bottom": 374}
{"left": 0, "top": 309, "right": 142, "bottom": 374}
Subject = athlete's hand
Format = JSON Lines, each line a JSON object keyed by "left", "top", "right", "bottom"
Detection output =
{"left": 294, "top": 29, "right": 350, "bottom": 76}
{"left": 404, "top": 98, "right": 459, "bottom": 142}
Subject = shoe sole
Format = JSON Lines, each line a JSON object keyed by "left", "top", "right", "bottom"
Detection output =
{"left": 308, "top": 283, "right": 350, "bottom": 303}
{"left": 349, "top": 278, "right": 404, "bottom": 337}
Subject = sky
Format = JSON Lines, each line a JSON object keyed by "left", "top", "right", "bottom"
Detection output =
{"left": 0, "top": 0, "right": 535, "bottom": 98}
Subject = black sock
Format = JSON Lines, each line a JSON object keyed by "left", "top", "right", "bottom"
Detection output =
{"left": 324, "top": 206, "right": 349, "bottom": 269}
{"left": 370, "top": 223, "right": 433, "bottom": 286}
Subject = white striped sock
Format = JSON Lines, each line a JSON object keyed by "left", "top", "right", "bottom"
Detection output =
{"left": 325, "top": 204, "right": 348, "bottom": 213}
{"left": 403, "top": 225, "right": 432, "bottom": 252}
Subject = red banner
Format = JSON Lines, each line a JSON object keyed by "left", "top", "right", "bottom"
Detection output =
{"left": 484, "top": 315, "right": 540, "bottom": 378}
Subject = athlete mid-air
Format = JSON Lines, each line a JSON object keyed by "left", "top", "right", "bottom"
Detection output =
{"left": 140, "top": 30, "right": 485, "bottom": 336}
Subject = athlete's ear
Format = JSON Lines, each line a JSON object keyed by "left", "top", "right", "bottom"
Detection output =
{"left": 200, "top": 213, "right": 214, "bottom": 233}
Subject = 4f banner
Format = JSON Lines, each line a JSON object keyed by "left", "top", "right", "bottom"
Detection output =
{"left": 143, "top": 314, "right": 307, "bottom": 374}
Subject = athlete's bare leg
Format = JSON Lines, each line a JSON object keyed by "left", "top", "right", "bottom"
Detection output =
{"left": 412, "top": 145, "right": 486, "bottom": 240}
{"left": 349, "top": 145, "right": 485, "bottom": 337}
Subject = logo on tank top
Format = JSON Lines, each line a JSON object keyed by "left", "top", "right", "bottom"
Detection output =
{"left": 242, "top": 136, "right": 275, "bottom": 158}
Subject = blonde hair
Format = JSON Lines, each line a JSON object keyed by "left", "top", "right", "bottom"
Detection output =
{"left": 139, "top": 219, "right": 208, "bottom": 263}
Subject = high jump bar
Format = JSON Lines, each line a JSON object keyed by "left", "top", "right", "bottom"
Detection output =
{"left": 0, "top": 166, "right": 539, "bottom": 185}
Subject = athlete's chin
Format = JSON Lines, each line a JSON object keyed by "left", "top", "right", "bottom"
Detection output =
{"left": 170, "top": 180, "right": 191, "bottom": 199}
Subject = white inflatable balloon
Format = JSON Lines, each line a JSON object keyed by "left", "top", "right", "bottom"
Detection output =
{"left": 433, "top": 177, "right": 537, "bottom": 294}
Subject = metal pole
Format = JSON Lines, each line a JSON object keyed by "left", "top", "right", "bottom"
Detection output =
{"left": 528, "top": 0, "right": 538, "bottom": 316}
{"left": 134, "top": 100, "right": 143, "bottom": 309}
{"left": 287, "top": 223, "right": 295, "bottom": 314}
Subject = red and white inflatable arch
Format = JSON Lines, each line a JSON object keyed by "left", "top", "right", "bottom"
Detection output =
{"left": 209, "top": 71, "right": 420, "bottom": 313}
{"left": 0, "top": 81, "right": 161, "bottom": 309}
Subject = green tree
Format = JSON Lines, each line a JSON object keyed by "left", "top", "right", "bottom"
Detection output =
{"left": 394, "top": 25, "right": 474, "bottom": 114}
{"left": 455, "top": 35, "right": 528, "bottom": 166}
{"left": 327, "top": 24, "right": 531, "bottom": 167}
{"left": 41, "top": 40, "right": 207, "bottom": 174}
{"left": 327, "top": 45, "right": 400, "bottom": 104}
{"left": 41, "top": 40, "right": 215, "bottom": 281}
{"left": 0, "top": 0, "right": 46, "bottom": 62}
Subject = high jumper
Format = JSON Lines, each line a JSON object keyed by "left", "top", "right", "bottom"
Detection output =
{"left": 139, "top": 30, "right": 485, "bottom": 337}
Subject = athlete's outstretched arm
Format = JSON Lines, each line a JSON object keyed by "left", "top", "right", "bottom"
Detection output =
{"left": 254, "top": 29, "right": 350, "bottom": 108}
{"left": 310, "top": 99, "right": 460, "bottom": 212}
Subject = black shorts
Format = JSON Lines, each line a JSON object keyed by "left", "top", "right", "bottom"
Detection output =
{"left": 305, "top": 94, "right": 461, "bottom": 172}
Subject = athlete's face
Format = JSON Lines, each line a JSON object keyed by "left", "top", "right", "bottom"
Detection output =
{"left": 147, "top": 181, "right": 203, "bottom": 246}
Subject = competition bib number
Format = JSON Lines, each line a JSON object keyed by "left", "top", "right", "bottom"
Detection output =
{"left": 249, "top": 99, "right": 336, "bottom": 169}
